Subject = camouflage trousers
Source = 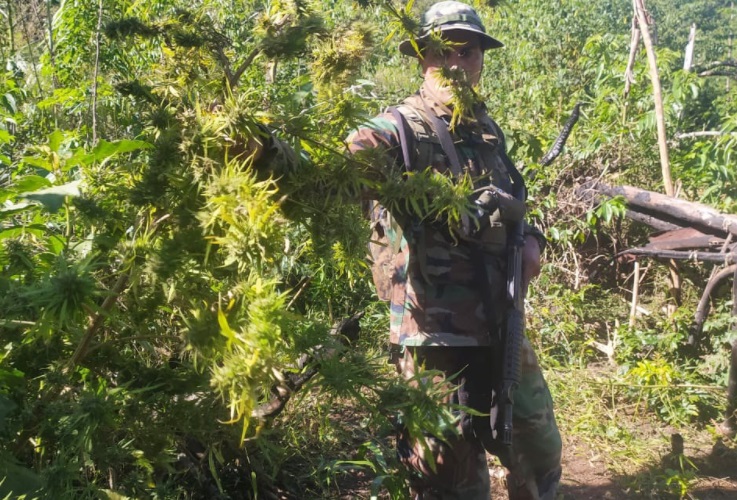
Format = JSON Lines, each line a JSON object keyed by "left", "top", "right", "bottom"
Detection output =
{"left": 394, "top": 339, "right": 562, "bottom": 500}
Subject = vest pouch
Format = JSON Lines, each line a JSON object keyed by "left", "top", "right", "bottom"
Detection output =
{"left": 417, "top": 227, "right": 477, "bottom": 286}
{"left": 478, "top": 221, "right": 507, "bottom": 256}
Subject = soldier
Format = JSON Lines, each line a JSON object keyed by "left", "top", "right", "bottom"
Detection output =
{"left": 345, "top": 2, "right": 562, "bottom": 499}
{"left": 253, "top": 1, "right": 562, "bottom": 498}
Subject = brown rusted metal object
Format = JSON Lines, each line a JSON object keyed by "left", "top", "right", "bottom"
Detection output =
{"left": 645, "top": 227, "right": 727, "bottom": 251}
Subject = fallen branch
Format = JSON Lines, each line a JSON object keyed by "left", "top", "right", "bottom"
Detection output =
{"left": 592, "top": 183, "right": 737, "bottom": 238}
{"left": 617, "top": 248, "right": 737, "bottom": 263}
{"left": 596, "top": 382, "right": 725, "bottom": 392}
{"left": 644, "top": 227, "right": 728, "bottom": 251}
{"left": 625, "top": 208, "right": 683, "bottom": 232}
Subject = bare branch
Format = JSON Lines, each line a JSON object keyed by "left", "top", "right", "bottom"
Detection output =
{"left": 683, "top": 24, "right": 696, "bottom": 71}
{"left": 674, "top": 131, "right": 737, "bottom": 140}
{"left": 231, "top": 48, "right": 261, "bottom": 86}
{"left": 694, "top": 59, "right": 737, "bottom": 72}
{"left": 539, "top": 102, "right": 582, "bottom": 166}
{"left": 624, "top": 16, "right": 640, "bottom": 99}
{"left": 691, "top": 264, "right": 737, "bottom": 343}
{"left": 698, "top": 68, "right": 737, "bottom": 78}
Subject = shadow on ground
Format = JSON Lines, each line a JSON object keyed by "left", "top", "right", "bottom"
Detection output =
{"left": 604, "top": 437, "right": 737, "bottom": 499}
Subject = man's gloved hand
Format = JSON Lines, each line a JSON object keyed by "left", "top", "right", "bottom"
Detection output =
{"left": 474, "top": 186, "right": 526, "bottom": 223}
{"left": 474, "top": 189, "right": 499, "bottom": 215}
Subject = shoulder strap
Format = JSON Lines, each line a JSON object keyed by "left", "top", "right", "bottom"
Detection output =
{"left": 499, "top": 149, "right": 526, "bottom": 202}
{"left": 419, "top": 99, "right": 464, "bottom": 177}
{"left": 388, "top": 106, "right": 414, "bottom": 172}
{"left": 477, "top": 111, "right": 526, "bottom": 201}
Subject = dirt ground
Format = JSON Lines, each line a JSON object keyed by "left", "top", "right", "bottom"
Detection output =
{"left": 336, "top": 430, "right": 737, "bottom": 499}
{"left": 491, "top": 432, "right": 737, "bottom": 500}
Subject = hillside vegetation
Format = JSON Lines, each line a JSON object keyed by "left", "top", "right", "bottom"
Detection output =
{"left": 1, "top": 0, "right": 736, "bottom": 498}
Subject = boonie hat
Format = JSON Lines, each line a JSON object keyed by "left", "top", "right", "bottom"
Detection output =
{"left": 398, "top": 1, "right": 504, "bottom": 57}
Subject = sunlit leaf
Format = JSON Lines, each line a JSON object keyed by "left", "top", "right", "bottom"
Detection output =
{"left": 22, "top": 181, "right": 81, "bottom": 213}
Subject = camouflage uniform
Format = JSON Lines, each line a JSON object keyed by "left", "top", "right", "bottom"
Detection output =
{"left": 346, "top": 54, "right": 562, "bottom": 500}
{"left": 348, "top": 2, "right": 561, "bottom": 488}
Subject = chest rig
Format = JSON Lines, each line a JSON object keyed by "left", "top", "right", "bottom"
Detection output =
{"left": 369, "top": 93, "right": 525, "bottom": 301}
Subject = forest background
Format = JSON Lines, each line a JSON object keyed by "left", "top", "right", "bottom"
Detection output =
{"left": 1, "top": 0, "right": 736, "bottom": 498}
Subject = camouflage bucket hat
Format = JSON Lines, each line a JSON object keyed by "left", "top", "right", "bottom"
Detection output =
{"left": 399, "top": 1, "right": 504, "bottom": 57}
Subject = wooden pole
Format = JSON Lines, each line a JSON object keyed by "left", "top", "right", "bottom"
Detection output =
{"left": 633, "top": 0, "right": 674, "bottom": 197}
{"left": 633, "top": 0, "right": 679, "bottom": 312}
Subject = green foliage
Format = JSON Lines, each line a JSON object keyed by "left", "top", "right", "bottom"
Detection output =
{"left": 1, "top": 0, "right": 736, "bottom": 497}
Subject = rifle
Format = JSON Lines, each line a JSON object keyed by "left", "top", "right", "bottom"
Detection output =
{"left": 499, "top": 179, "right": 526, "bottom": 449}
{"left": 471, "top": 166, "right": 527, "bottom": 463}
{"left": 497, "top": 157, "right": 527, "bottom": 456}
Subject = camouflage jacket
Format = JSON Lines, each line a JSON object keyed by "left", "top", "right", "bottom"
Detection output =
{"left": 346, "top": 82, "right": 544, "bottom": 347}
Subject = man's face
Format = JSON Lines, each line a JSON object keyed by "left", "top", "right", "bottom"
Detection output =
{"left": 421, "top": 30, "right": 484, "bottom": 87}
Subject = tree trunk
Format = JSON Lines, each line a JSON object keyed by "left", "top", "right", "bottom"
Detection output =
{"left": 684, "top": 24, "right": 696, "bottom": 71}
{"left": 594, "top": 183, "right": 737, "bottom": 239}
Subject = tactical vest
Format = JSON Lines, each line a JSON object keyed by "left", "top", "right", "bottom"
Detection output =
{"left": 369, "top": 94, "right": 524, "bottom": 301}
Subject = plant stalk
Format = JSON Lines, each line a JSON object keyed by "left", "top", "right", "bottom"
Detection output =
{"left": 6, "top": 0, "right": 15, "bottom": 53}
{"left": 91, "top": 0, "right": 103, "bottom": 143}
{"left": 69, "top": 273, "right": 130, "bottom": 368}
